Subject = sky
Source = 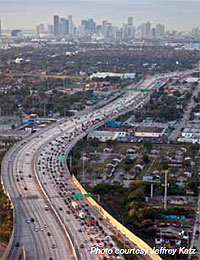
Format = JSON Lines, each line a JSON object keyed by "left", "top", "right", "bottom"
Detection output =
{"left": 0, "top": 0, "right": 199, "bottom": 31}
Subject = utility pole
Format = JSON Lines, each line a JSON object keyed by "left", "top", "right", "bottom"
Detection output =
{"left": 64, "top": 107, "right": 66, "bottom": 117}
{"left": 43, "top": 103, "right": 46, "bottom": 118}
{"left": 150, "top": 183, "right": 154, "bottom": 198}
{"left": 82, "top": 152, "right": 85, "bottom": 183}
{"left": 164, "top": 170, "right": 168, "bottom": 210}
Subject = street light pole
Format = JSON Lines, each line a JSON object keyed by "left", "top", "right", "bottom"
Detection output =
{"left": 82, "top": 152, "right": 85, "bottom": 183}
{"left": 164, "top": 170, "right": 168, "bottom": 210}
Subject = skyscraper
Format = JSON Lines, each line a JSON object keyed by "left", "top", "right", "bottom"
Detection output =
{"left": 36, "top": 24, "right": 45, "bottom": 36}
{"left": 127, "top": 17, "right": 133, "bottom": 26}
{"left": 156, "top": 24, "right": 165, "bottom": 39}
{"left": 53, "top": 15, "right": 60, "bottom": 37}
{"left": 60, "top": 18, "right": 66, "bottom": 37}
{"left": 47, "top": 24, "right": 53, "bottom": 35}
{"left": 151, "top": 27, "right": 156, "bottom": 39}
{"left": 140, "top": 21, "right": 151, "bottom": 39}
{"left": 65, "top": 20, "right": 69, "bottom": 35}
{"left": 68, "top": 15, "right": 74, "bottom": 36}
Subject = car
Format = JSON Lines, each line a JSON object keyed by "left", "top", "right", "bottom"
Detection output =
{"left": 80, "top": 244, "right": 84, "bottom": 248}
{"left": 47, "top": 232, "right": 51, "bottom": 236}
{"left": 44, "top": 205, "right": 49, "bottom": 211}
{"left": 195, "top": 230, "right": 199, "bottom": 239}
{"left": 35, "top": 227, "right": 39, "bottom": 232}
{"left": 15, "top": 242, "right": 20, "bottom": 247}
{"left": 30, "top": 218, "right": 34, "bottom": 222}
{"left": 26, "top": 219, "right": 31, "bottom": 224}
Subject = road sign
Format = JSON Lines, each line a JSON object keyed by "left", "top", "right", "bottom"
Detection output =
{"left": 73, "top": 193, "right": 82, "bottom": 199}
{"left": 84, "top": 192, "right": 91, "bottom": 197}
{"left": 57, "top": 156, "right": 66, "bottom": 162}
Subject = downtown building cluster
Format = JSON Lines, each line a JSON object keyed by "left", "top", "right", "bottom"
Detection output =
{"left": 35, "top": 15, "right": 167, "bottom": 42}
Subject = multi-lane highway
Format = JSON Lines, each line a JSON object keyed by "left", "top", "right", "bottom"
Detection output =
{"left": 1, "top": 68, "right": 199, "bottom": 260}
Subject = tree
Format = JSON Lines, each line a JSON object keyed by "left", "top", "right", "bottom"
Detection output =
{"left": 143, "top": 140, "right": 152, "bottom": 152}
{"left": 143, "top": 154, "right": 149, "bottom": 164}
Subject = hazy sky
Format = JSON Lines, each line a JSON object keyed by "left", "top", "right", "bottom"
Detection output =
{"left": 0, "top": 0, "right": 199, "bottom": 31}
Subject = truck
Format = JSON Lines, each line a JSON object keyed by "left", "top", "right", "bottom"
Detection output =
{"left": 71, "top": 201, "right": 78, "bottom": 209}
{"left": 78, "top": 210, "right": 85, "bottom": 219}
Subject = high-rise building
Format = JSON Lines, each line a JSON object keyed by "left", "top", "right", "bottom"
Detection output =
{"left": 60, "top": 18, "right": 66, "bottom": 36}
{"left": 53, "top": 15, "right": 60, "bottom": 37}
{"left": 81, "top": 18, "right": 96, "bottom": 33}
{"left": 140, "top": 21, "right": 151, "bottom": 39}
{"left": 65, "top": 20, "right": 69, "bottom": 35}
{"left": 127, "top": 17, "right": 133, "bottom": 26}
{"left": 146, "top": 21, "right": 151, "bottom": 38}
{"left": 36, "top": 24, "right": 45, "bottom": 36}
{"left": 68, "top": 15, "right": 74, "bottom": 35}
{"left": 156, "top": 24, "right": 165, "bottom": 39}
{"left": 191, "top": 27, "right": 199, "bottom": 37}
{"left": 102, "top": 21, "right": 109, "bottom": 37}
{"left": 60, "top": 18, "right": 69, "bottom": 36}
{"left": 47, "top": 24, "right": 53, "bottom": 35}
{"left": 151, "top": 27, "right": 156, "bottom": 39}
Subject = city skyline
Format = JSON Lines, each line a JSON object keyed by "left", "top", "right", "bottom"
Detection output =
{"left": 0, "top": 0, "right": 199, "bottom": 31}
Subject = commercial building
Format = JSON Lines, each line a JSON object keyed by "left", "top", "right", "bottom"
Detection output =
{"left": 60, "top": 18, "right": 69, "bottom": 37}
{"left": 87, "top": 130, "right": 118, "bottom": 142}
{"left": 53, "top": 15, "right": 60, "bottom": 37}
{"left": 134, "top": 126, "right": 165, "bottom": 138}
{"left": 182, "top": 127, "right": 200, "bottom": 138}
{"left": 90, "top": 72, "right": 136, "bottom": 80}
{"left": 68, "top": 15, "right": 74, "bottom": 36}
{"left": 156, "top": 24, "right": 165, "bottom": 39}
{"left": 139, "top": 22, "right": 151, "bottom": 39}
{"left": 11, "top": 30, "right": 22, "bottom": 37}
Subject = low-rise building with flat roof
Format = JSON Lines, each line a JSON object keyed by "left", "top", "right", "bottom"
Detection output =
{"left": 135, "top": 126, "right": 165, "bottom": 138}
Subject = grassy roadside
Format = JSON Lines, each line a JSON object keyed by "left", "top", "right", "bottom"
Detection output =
{"left": 0, "top": 151, "right": 13, "bottom": 245}
{"left": 112, "top": 236, "right": 139, "bottom": 260}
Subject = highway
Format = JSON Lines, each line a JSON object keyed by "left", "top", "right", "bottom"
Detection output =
{"left": 1, "top": 68, "right": 199, "bottom": 260}
{"left": 1, "top": 130, "right": 77, "bottom": 260}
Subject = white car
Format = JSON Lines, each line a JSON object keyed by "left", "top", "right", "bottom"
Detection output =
{"left": 35, "top": 227, "right": 39, "bottom": 232}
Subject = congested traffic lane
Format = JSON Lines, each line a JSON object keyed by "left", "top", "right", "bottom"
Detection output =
{"left": 1, "top": 125, "right": 78, "bottom": 260}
